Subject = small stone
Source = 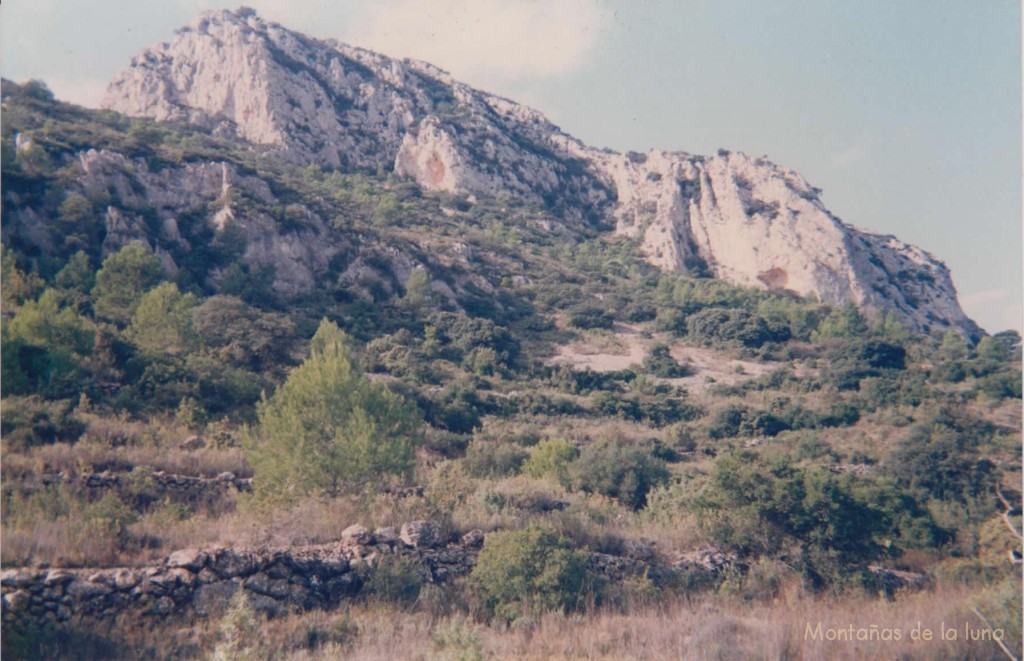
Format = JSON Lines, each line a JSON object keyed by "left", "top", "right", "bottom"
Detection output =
{"left": 168, "top": 548, "right": 208, "bottom": 571}
{"left": 460, "top": 529, "right": 485, "bottom": 548}
{"left": 112, "top": 569, "right": 141, "bottom": 591}
{"left": 400, "top": 520, "right": 439, "bottom": 549}
{"left": 341, "top": 524, "right": 372, "bottom": 546}
{"left": 374, "top": 527, "right": 399, "bottom": 544}
{"left": 3, "top": 590, "right": 31, "bottom": 612}
{"left": 43, "top": 569, "right": 75, "bottom": 587}
{"left": 66, "top": 580, "right": 113, "bottom": 600}
{"left": 622, "top": 539, "right": 654, "bottom": 561}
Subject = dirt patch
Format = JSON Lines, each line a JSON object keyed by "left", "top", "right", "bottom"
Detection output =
{"left": 548, "top": 325, "right": 778, "bottom": 392}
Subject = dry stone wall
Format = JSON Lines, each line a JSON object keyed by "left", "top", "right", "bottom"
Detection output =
{"left": 0, "top": 521, "right": 665, "bottom": 636}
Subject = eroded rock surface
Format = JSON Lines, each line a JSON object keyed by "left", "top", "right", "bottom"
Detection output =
{"left": 102, "top": 8, "right": 980, "bottom": 337}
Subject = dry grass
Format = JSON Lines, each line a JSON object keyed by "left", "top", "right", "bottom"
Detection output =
{"left": 187, "top": 584, "right": 1017, "bottom": 660}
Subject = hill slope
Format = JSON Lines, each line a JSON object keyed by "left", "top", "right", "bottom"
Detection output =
{"left": 102, "top": 8, "right": 980, "bottom": 338}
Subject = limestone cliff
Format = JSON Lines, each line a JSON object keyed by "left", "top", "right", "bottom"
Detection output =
{"left": 102, "top": 8, "right": 980, "bottom": 337}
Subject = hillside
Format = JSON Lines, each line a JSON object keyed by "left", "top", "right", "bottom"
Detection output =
{"left": 100, "top": 8, "right": 980, "bottom": 339}
{"left": 1, "top": 31, "right": 1021, "bottom": 661}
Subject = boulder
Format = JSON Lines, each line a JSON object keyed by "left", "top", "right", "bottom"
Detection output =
{"left": 400, "top": 521, "right": 439, "bottom": 549}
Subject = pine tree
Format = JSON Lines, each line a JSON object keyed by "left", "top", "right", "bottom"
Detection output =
{"left": 245, "top": 319, "right": 421, "bottom": 503}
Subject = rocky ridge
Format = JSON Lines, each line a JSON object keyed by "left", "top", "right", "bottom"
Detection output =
{"left": 102, "top": 8, "right": 979, "bottom": 337}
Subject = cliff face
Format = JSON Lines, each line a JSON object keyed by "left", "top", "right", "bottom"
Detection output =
{"left": 102, "top": 8, "right": 980, "bottom": 337}
{"left": 598, "top": 149, "right": 976, "bottom": 335}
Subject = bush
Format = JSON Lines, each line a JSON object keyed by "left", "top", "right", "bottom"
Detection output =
{"left": 687, "top": 307, "right": 789, "bottom": 348}
{"left": 642, "top": 343, "right": 691, "bottom": 377}
{"left": 470, "top": 528, "right": 593, "bottom": 621}
{"left": 361, "top": 555, "right": 423, "bottom": 607}
{"left": 0, "top": 396, "right": 85, "bottom": 450}
{"left": 887, "top": 421, "right": 994, "bottom": 502}
{"left": 570, "top": 438, "right": 670, "bottom": 510}
{"left": 522, "top": 438, "right": 579, "bottom": 485}
{"left": 91, "top": 243, "right": 164, "bottom": 325}
{"left": 463, "top": 440, "right": 529, "bottom": 478}
{"left": 692, "top": 451, "right": 889, "bottom": 588}
{"left": 565, "top": 304, "right": 615, "bottom": 330}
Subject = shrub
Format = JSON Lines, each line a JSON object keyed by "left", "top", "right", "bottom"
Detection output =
{"left": 522, "top": 438, "right": 579, "bottom": 485}
{"left": 361, "top": 554, "right": 423, "bottom": 607}
{"left": 470, "top": 528, "right": 593, "bottom": 621}
{"left": 692, "top": 451, "right": 889, "bottom": 588}
{"left": 687, "top": 307, "right": 789, "bottom": 348}
{"left": 570, "top": 438, "right": 670, "bottom": 510}
{"left": 565, "top": 304, "right": 615, "bottom": 330}
{"left": 642, "top": 343, "right": 691, "bottom": 377}
{"left": 886, "top": 422, "right": 994, "bottom": 502}
{"left": 91, "top": 243, "right": 164, "bottom": 325}
{"left": 0, "top": 396, "right": 85, "bottom": 450}
{"left": 463, "top": 440, "right": 529, "bottom": 478}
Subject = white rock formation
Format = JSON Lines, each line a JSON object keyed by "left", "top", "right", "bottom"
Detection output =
{"left": 102, "top": 8, "right": 980, "bottom": 337}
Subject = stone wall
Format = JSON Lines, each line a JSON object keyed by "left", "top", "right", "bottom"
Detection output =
{"left": 1, "top": 521, "right": 469, "bottom": 635}
{"left": 0, "top": 521, "right": 665, "bottom": 636}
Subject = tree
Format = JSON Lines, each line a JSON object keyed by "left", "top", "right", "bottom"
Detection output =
{"left": 53, "top": 251, "right": 95, "bottom": 295}
{"left": 245, "top": 319, "right": 421, "bottom": 502}
{"left": 1, "top": 248, "right": 43, "bottom": 310}
{"left": 91, "top": 243, "right": 163, "bottom": 324}
{"left": 5, "top": 289, "right": 94, "bottom": 397}
{"left": 811, "top": 303, "right": 868, "bottom": 342}
{"left": 128, "top": 282, "right": 198, "bottom": 357}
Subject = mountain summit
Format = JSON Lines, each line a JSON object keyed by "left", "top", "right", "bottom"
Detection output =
{"left": 103, "top": 8, "right": 980, "bottom": 338}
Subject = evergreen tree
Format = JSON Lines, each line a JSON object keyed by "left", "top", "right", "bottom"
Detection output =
{"left": 91, "top": 243, "right": 164, "bottom": 325}
{"left": 128, "top": 282, "right": 198, "bottom": 357}
{"left": 245, "top": 319, "right": 421, "bottom": 502}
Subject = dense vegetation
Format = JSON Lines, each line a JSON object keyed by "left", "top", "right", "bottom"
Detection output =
{"left": 2, "top": 79, "right": 1020, "bottom": 659}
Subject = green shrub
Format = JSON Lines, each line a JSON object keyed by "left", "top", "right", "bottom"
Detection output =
{"left": 570, "top": 438, "right": 670, "bottom": 510}
{"left": 463, "top": 440, "right": 529, "bottom": 478}
{"left": 0, "top": 396, "right": 85, "bottom": 450}
{"left": 91, "top": 243, "right": 164, "bottom": 325}
{"left": 687, "top": 307, "right": 789, "bottom": 348}
{"left": 565, "top": 304, "right": 615, "bottom": 330}
{"left": 692, "top": 451, "right": 889, "bottom": 589}
{"left": 361, "top": 555, "right": 423, "bottom": 607}
{"left": 470, "top": 528, "right": 593, "bottom": 621}
{"left": 642, "top": 343, "right": 691, "bottom": 377}
{"left": 886, "top": 421, "right": 994, "bottom": 502}
{"left": 522, "top": 438, "right": 579, "bottom": 485}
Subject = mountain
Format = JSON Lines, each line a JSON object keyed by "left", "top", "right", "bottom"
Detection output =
{"left": 102, "top": 8, "right": 978, "bottom": 338}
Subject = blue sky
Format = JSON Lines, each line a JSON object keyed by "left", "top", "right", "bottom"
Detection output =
{"left": 3, "top": 0, "right": 1020, "bottom": 333}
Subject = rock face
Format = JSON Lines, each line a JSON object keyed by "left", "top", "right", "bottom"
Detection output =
{"left": 598, "top": 149, "right": 979, "bottom": 337}
{"left": 102, "top": 8, "right": 980, "bottom": 337}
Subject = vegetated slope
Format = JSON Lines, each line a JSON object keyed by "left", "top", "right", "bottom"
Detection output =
{"left": 1, "top": 77, "right": 1020, "bottom": 658}
{"left": 101, "top": 7, "right": 980, "bottom": 338}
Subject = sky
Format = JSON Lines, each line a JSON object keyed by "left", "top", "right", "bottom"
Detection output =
{"left": 2, "top": 0, "right": 1020, "bottom": 334}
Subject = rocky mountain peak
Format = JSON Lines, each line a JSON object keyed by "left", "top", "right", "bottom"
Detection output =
{"left": 102, "top": 9, "right": 981, "bottom": 338}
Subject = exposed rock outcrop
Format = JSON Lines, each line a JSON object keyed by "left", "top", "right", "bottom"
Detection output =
{"left": 102, "top": 8, "right": 980, "bottom": 337}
